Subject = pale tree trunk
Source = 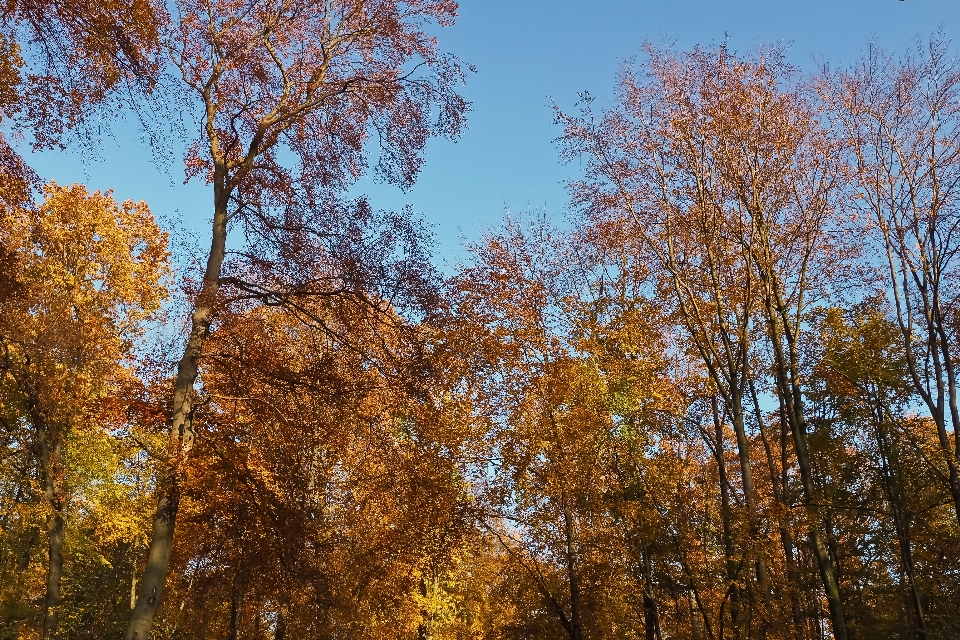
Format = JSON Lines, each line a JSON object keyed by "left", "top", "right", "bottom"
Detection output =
{"left": 130, "top": 565, "right": 137, "bottom": 610}
{"left": 729, "top": 387, "right": 774, "bottom": 622}
{"left": 126, "top": 177, "right": 230, "bottom": 639}
{"left": 42, "top": 507, "right": 64, "bottom": 639}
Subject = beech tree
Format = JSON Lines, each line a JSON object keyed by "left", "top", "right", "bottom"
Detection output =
{"left": 827, "top": 35, "right": 960, "bottom": 527}
{"left": 0, "top": 2, "right": 168, "bottom": 621}
{"left": 557, "top": 45, "right": 850, "bottom": 639}
{"left": 158, "top": 295, "right": 470, "bottom": 638}
{"left": 128, "top": 1, "right": 469, "bottom": 636}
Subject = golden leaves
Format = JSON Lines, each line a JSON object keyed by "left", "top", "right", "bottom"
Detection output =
{"left": 2, "top": 183, "right": 169, "bottom": 417}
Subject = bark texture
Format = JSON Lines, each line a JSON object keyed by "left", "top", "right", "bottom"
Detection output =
{"left": 126, "top": 189, "right": 229, "bottom": 639}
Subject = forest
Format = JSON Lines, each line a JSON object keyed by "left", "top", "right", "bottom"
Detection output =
{"left": 1, "top": 1, "right": 960, "bottom": 639}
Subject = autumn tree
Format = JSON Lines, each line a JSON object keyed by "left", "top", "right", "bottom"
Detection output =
{"left": 0, "top": 3, "right": 168, "bottom": 635}
{"left": 442, "top": 216, "right": 593, "bottom": 640}
{"left": 0, "top": 0, "right": 161, "bottom": 110}
{"left": 0, "top": 0, "right": 164, "bottom": 348}
{"left": 827, "top": 35, "right": 960, "bottom": 528}
{"left": 155, "top": 303, "right": 469, "bottom": 638}
{"left": 804, "top": 303, "right": 959, "bottom": 639}
{"left": 0, "top": 183, "right": 169, "bottom": 638}
{"left": 441, "top": 213, "right": 691, "bottom": 640}
{"left": 556, "top": 48, "right": 776, "bottom": 636}
{"left": 119, "top": 193, "right": 475, "bottom": 638}
{"left": 558, "top": 44, "right": 852, "bottom": 639}
{"left": 127, "top": 1, "right": 469, "bottom": 636}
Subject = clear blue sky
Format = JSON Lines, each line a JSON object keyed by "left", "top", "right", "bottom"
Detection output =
{"left": 22, "top": 0, "right": 960, "bottom": 266}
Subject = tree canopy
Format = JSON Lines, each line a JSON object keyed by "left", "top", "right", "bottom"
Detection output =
{"left": 2, "top": 6, "right": 960, "bottom": 639}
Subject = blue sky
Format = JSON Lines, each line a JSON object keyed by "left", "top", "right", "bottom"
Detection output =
{"left": 22, "top": 0, "right": 960, "bottom": 267}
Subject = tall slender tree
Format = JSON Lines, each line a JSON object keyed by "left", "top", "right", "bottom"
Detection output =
{"left": 127, "top": 1, "right": 469, "bottom": 637}
{"left": 827, "top": 35, "right": 960, "bottom": 526}
{"left": 557, "top": 44, "right": 850, "bottom": 640}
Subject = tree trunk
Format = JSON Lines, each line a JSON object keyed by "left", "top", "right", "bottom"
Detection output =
{"left": 766, "top": 313, "right": 847, "bottom": 640}
{"left": 562, "top": 499, "right": 583, "bottom": 640}
{"left": 879, "top": 233, "right": 960, "bottom": 527}
{"left": 872, "top": 406, "right": 927, "bottom": 640}
{"left": 896, "top": 523, "right": 927, "bottom": 640}
{"left": 641, "top": 548, "right": 663, "bottom": 640}
{"left": 126, "top": 177, "right": 230, "bottom": 639}
{"left": 130, "top": 564, "right": 137, "bottom": 610}
{"left": 730, "top": 389, "right": 774, "bottom": 629}
{"left": 228, "top": 571, "right": 243, "bottom": 640}
{"left": 752, "top": 378, "right": 804, "bottom": 640}
{"left": 30, "top": 398, "right": 64, "bottom": 640}
{"left": 274, "top": 607, "right": 286, "bottom": 640}
{"left": 418, "top": 575, "right": 431, "bottom": 640}
{"left": 712, "top": 397, "right": 742, "bottom": 638}
{"left": 677, "top": 243, "right": 769, "bottom": 621}
{"left": 43, "top": 511, "right": 64, "bottom": 639}
{"left": 930, "top": 277, "right": 960, "bottom": 526}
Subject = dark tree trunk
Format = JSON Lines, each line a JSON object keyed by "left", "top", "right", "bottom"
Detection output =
{"left": 28, "top": 397, "right": 65, "bottom": 640}
{"left": 562, "top": 499, "right": 584, "bottom": 640}
{"left": 274, "top": 608, "right": 286, "bottom": 640}
{"left": 712, "top": 397, "right": 742, "bottom": 639}
{"left": 764, "top": 303, "right": 847, "bottom": 640}
{"left": 418, "top": 575, "right": 431, "bottom": 640}
{"left": 228, "top": 572, "right": 243, "bottom": 640}
{"left": 641, "top": 548, "right": 663, "bottom": 640}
